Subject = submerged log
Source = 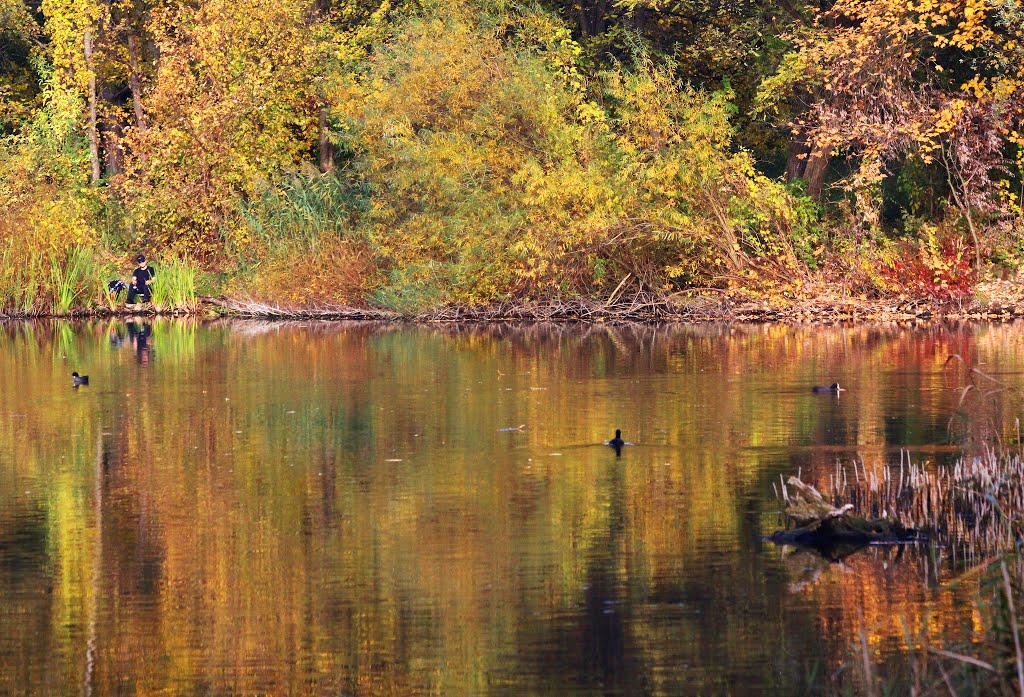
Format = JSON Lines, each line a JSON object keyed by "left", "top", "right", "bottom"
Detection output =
{"left": 783, "top": 477, "right": 855, "bottom": 527}
{"left": 769, "top": 477, "right": 918, "bottom": 553}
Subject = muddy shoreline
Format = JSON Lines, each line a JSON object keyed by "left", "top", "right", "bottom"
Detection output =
{"left": 5, "top": 280, "right": 1024, "bottom": 323}
{"left": 209, "top": 298, "right": 1024, "bottom": 323}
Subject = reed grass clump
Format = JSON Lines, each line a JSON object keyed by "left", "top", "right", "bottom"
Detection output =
{"left": 149, "top": 257, "right": 200, "bottom": 313}
{"left": 238, "top": 170, "right": 368, "bottom": 255}
{"left": 809, "top": 449, "right": 1024, "bottom": 563}
{"left": 0, "top": 247, "right": 108, "bottom": 317}
{"left": 49, "top": 247, "right": 97, "bottom": 315}
{"left": 0, "top": 251, "right": 44, "bottom": 316}
{"left": 779, "top": 448, "right": 1024, "bottom": 697}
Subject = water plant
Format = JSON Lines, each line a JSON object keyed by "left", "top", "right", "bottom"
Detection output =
{"left": 149, "top": 256, "right": 199, "bottom": 313}
{"left": 48, "top": 247, "right": 95, "bottom": 315}
{"left": 775, "top": 446, "right": 1024, "bottom": 696}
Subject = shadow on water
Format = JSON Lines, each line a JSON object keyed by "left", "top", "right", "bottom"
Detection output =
{"left": 578, "top": 457, "right": 646, "bottom": 694}
{"left": 0, "top": 504, "right": 47, "bottom": 580}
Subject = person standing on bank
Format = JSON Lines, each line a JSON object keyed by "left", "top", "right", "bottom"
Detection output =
{"left": 128, "top": 254, "right": 155, "bottom": 304}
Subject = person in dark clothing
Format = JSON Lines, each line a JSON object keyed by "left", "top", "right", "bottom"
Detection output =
{"left": 127, "top": 254, "right": 155, "bottom": 304}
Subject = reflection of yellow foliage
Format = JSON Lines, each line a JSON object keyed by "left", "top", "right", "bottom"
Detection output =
{"left": 4, "top": 321, "right": 1024, "bottom": 692}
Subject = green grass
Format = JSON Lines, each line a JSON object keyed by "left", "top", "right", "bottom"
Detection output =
{"left": 150, "top": 256, "right": 199, "bottom": 312}
{"left": 0, "top": 248, "right": 206, "bottom": 316}
{"left": 49, "top": 247, "right": 95, "bottom": 315}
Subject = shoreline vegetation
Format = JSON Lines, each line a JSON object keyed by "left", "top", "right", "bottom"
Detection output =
{"left": 3, "top": 1, "right": 1023, "bottom": 328}
{"left": 7, "top": 280, "right": 1024, "bottom": 323}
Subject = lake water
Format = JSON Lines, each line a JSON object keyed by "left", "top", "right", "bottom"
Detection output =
{"left": 1, "top": 319, "right": 1021, "bottom": 695}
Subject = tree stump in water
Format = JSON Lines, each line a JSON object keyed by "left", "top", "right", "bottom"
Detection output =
{"left": 768, "top": 477, "right": 917, "bottom": 554}
{"left": 783, "top": 477, "right": 855, "bottom": 528}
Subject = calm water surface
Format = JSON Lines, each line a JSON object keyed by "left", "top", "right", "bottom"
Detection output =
{"left": 2, "top": 319, "right": 1023, "bottom": 695}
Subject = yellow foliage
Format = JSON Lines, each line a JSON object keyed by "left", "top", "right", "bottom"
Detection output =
{"left": 233, "top": 237, "right": 382, "bottom": 307}
{"left": 116, "top": 0, "right": 322, "bottom": 257}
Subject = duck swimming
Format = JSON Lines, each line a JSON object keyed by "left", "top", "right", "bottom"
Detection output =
{"left": 71, "top": 371, "right": 89, "bottom": 386}
{"left": 812, "top": 383, "right": 843, "bottom": 393}
{"left": 608, "top": 429, "right": 625, "bottom": 455}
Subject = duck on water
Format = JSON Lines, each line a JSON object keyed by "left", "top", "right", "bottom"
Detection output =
{"left": 608, "top": 429, "right": 625, "bottom": 455}
{"left": 812, "top": 383, "right": 844, "bottom": 393}
{"left": 71, "top": 372, "right": 89, "bottom": 387}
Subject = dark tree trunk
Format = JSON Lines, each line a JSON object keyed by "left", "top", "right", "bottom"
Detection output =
{"left": 784, "top": 129, "right": 829, "bottom": 200}
{"left": 101, "top": 122, "right": 124, "bottom": 175}
{"left": 318, "top": 105, "right": 333, "bottom": 173}
{"left": 803, "top": 147, "right": 829, "bottom": 200}
{"left": 784, "top": 130, "right": 812, "bottom": 182}
{"left": 577, "top": 0, "right": 610, "bottom": 37}
{"left": 127, "top": 32, "right": 148, "bottom": 134}
{"left": 84, "top": 29, "right": 102, "bottom": 184}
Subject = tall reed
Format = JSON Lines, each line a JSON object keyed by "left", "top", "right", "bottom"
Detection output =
{"left": 20, "top": 252, "right": 42, "bottom": 316}
{"left": 238, "top": 170, "right": 367, "bottom": 255}
{"left": 149, "top": 256, "right": 199, "bottom": 313}
{"left": 49, "top": 247, "right": 95, "bottom": 315}
{"left": 0, "top": 248, "right": 18, "bottom": 314}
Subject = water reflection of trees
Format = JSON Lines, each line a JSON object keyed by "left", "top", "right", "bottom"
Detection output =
{"left": 2, "top": 320, "right": 1024, "bottom": 694}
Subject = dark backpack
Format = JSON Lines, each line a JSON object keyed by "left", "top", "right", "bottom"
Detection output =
{"left": 108, "top": 279, "right": 127, "bottom": 297}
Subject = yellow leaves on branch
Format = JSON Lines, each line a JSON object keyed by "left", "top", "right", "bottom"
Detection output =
{"left": 786, "top": 0, "right": 1024, "bottom": 253}
{"left": 39, "top": 0, "right": 106, "bottom": 103}
{"left": 835, "top": 0, "right": 995, "bottom": 52}
{"left": 117, "top": 0, "right": 324, "bottom": 253}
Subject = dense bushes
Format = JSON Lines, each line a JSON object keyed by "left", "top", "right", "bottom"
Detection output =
{"left": 1, "top": 0, "right": 1022, "bottom": 314}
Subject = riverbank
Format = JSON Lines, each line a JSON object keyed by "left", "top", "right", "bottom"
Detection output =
{"left": 5, "top": 277, "right": 1024, "bottom": 324}
{"left": 177, "top": 277, "right": 1024, "bottom": 323}
{"left": 7, "top": 282, "right": 1024, "bottom": 323}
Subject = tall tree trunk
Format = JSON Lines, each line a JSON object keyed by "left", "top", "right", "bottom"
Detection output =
{"left": 127, "top": 31, "right": 147, "bottom": 133}
{"left": 318, "top": 104, "right": 333, "bottom": 173}
{"left": 577, "top": 0, "right": 610, "bottom": 37}
{"left": 99, "top": 81, "right": 124, "bottom": 175}
{"left": 101, "top": 123, "right": 123, "bottom": 175}
{"left": 784, "top": 129, "right": 829, "bottom": 200}
{"left": 803, "top": 147, "right": 829, "bottom": 200}
{"left": 84, "top": 29, "right": 102, "bottom": 184}
{"left": 784, "top": 130, "right": 812, "bottom": 182}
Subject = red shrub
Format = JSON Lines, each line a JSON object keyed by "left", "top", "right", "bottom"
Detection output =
{"left": 881, "top": 236, "right": 974, "bottom": 299}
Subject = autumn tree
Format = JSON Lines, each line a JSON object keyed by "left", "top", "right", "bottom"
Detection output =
{"left": 115, "top": 0, "right": 325, "bottom": 255}
{"left": 0, "top": 0, "right": 39, "bottom": 134}
{"left": 762, "top": 0, "right": 1024, "bottom": 267}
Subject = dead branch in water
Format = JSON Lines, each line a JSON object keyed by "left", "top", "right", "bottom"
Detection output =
{"left": 208, "top": 297, "right": 400, "bottom": 321}
{"left": 769, "top": 477, "right": 915, "bottom": 552}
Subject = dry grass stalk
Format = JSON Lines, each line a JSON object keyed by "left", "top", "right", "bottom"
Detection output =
{"left": 1001, "top": 561, "right": 1024, "bottom": 697}
{"left": 927, "top": 646, "right": 996, "bottom": 672}
{"left": 859, "top": 613, "right": 877, "bottom": 697}
{"left": 814, "top": 449, "right": 1024, "bottom": 560}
